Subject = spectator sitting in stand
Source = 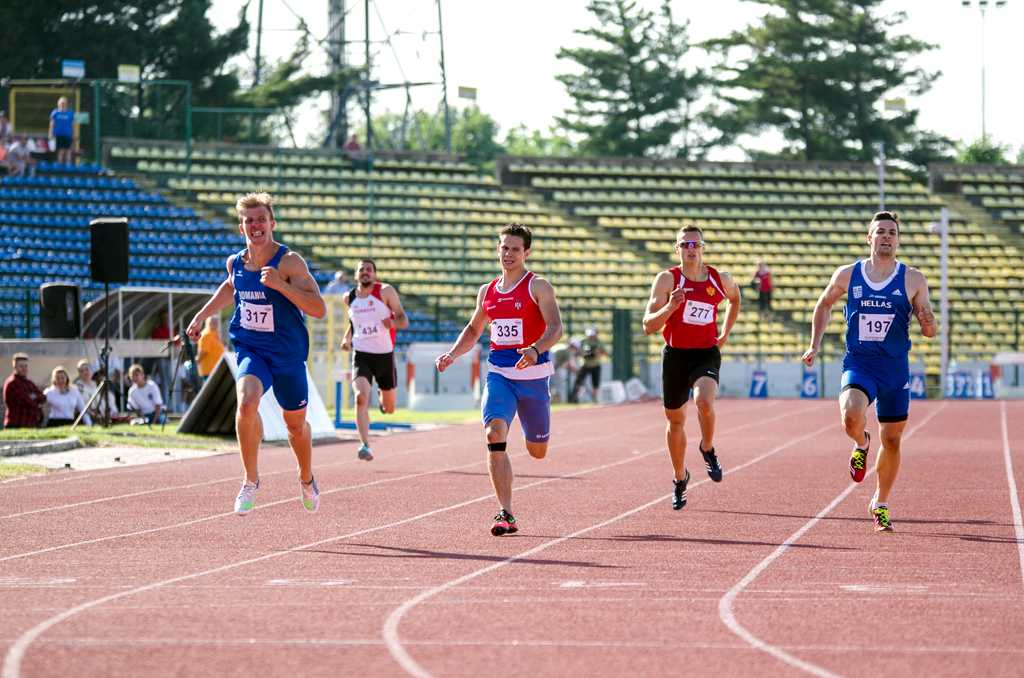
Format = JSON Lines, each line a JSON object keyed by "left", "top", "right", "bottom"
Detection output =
{"left": 43, "top": 366, "right": 88, "bottom": 426}
{"left": 3, "top": 352, "right": 45, "bottom": 429}
{"left": 6, "top": 136, "right": 35, "bottom": 178}
{"left": 127, "top": 363, "right": 164, "bottom": 424}
{"left": 0, "top": 110, "right": 11, "bottom": 144}
{"left": 343, "top": 133, "right": 362, "bottom": 154}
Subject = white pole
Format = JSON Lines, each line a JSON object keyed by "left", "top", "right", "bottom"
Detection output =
{"left": 876, "top": 141, "right": 885, "bottom": 210}
{"left": 939, "top": 207, "right": 950, "bottom": 398}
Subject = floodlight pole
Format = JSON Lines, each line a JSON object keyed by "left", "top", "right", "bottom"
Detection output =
{"left": 938, "top": 208, "right": 950, "bottom": 398}
{"left": 964, "top": 0, "right": 1009, "bottom": 139}
{"left": 875, "top": 141, "right": 885, "bottom": 210}
{"left": 436, "top": 0, "right": 452, "bottom": 154}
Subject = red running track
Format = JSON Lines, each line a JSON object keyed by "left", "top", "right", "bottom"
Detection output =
{"left": 1, "top": 399, "right": 1022, "bottom": 677}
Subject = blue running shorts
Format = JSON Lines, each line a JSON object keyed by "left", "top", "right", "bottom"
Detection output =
{"left": 841, "top": 355, "right": 910, "bottom": 423}
{"left": 236, "top": 347, "right": 309, "bottom": 411}
{"left": 482, "top": 371, "right": 551, "bottom": 443}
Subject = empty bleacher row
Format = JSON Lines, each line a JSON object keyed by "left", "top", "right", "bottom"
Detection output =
{"left": 931, "top": 163, "right": 1024, "bottom": 236}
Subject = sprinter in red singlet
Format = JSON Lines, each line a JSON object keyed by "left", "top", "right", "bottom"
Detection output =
{"left": 642, "top": 225, "right": 741, "bottom": 510}
{"left": 435, "top": 223, "right": 563, "bottom": 536}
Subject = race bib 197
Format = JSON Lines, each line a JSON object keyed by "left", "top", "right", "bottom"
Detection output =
{"left": 490, "top": 318, "right": 523, "bottom": 346}
{"left": 240, "top": 301, "right": 275, "bottom": 332}
{"left": 682, "top": 299, "right": 715, "bottom": 326}
{"left": 858, "top": 313, "right": 894, "bottom": 342}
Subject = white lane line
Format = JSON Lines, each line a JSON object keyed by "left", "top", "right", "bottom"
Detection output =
{"left": 717, "top": 403, "right": 947, "bottom": 678}
{"left": 1, "top": 440, "right": 672, "bottom": 678}
{"left": 0, "top": 401, "right": 669, "bottom": 492}
{"left": 0, "top": 402, "right": 796, "bottom": 563}
{"left": 0, "top": 423, "right": 654, "bottom": 564}
{"left": 1000, "top": 400, "right": 1024, "bottom": 589}
{"left": 382, "top": 417, "right": 838, "bottom": 678}
{"left": 0, "top": 405, "right": 665, "bottom": 519}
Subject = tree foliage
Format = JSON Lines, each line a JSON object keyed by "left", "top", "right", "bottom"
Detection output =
{"left": 555, "top": 0, "right": 706, "bottom": 158}
{"left": 707, "top": 0, "right": 949, "bottom": 167}
{"left": 955, "top": 136, "right": 1013, "bottom": 165}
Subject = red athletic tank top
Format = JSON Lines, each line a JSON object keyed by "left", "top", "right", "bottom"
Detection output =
{"left": 662, "top": 265, "right": 726, "bottom": 349}
{"left": 482, "top": 271, "right": 545, "bottom": 351}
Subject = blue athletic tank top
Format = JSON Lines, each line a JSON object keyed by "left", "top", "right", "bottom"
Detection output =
{"left": 228, "top": 245, "right": 309, "bottom": 361}
{"left": 844, "top": 260, "right": 912, "bottom": 359}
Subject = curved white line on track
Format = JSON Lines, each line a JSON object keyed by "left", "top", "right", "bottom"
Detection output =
{"left": 717, "top": 403, "right": 946, "bottom": 678}
{"left": 2, "top": 442, "right": 671, "bottom": 678}
{"left": 2, "top": 401, "right": 811, "bottom": 678}
{"left": 999, "top": 401, "right": 1024, "bottom": 588}
{"left": 382, "top": 418, "right": 838, "bottom": 678}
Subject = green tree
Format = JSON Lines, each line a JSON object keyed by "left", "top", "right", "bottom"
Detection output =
{"left": 955, "top": 136, "right": 1012, "bottom": 164}
{"left": 503, "top": 125, "right": 577, "bottom": 158}
{"left": 359, "top": 105, "right": 507, "bottom": 167}
{"left": 555, "top": 0, "right": 706, "bottom": 158}
{"left": 707, "top": 0, "right": 947, "bottom": 166}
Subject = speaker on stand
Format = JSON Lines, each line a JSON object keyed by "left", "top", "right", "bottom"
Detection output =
{"left": 74, "top": 218, "right": 130, "bottom": 429}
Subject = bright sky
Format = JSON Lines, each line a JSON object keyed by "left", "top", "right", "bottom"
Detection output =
{"left": 211, "top": 0, "right": 1024, "bottom": 159}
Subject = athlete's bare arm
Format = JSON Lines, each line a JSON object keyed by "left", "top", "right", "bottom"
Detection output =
{"left": 907, "top": 268, "right": 937, "bottom": 338}
{"left": 436, "top": 285, "right": 489, "bottom": 373}
{"left": 381, "top": 284, "right": 410, "bottom": 330}
{"left": 802, "top": 264, "right": 854, "bottom": 366}
{"left": 642, "top": 270, "right": 685, "bottom": 335}
{"left": 261, "top": 251, "right": 327, "bottom": 319}
{"left": 186, "top": 255, "right": 238, "bottom": 340}
{"left": 717, "top": 270, "right": 742, "bottom": 348}
{"left": 515, "top": 276, "right": 563, "bottom": 369}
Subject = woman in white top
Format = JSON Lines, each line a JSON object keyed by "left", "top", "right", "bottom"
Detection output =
{"left": 44, "top": 366, "right": 88, "bottom": 426}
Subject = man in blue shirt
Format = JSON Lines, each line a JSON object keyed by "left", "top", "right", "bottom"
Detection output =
{"left": 802, "top": 211, "right": 937, "bottom": 532}
{"left": 48, "top": 97, "right": 76, "bottom": 165}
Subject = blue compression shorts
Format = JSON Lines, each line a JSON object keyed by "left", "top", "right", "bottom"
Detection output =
{"left": 236, "top": 347, "right": 309, "bottom": 411}
{"left": 841, "top": 355, "right": 910, "bottom": 423}
{"left": 481, "top": 371, "right": 551, "bottom": 443}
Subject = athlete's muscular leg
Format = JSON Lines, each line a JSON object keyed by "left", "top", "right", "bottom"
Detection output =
{"left": 874, "top": 420, "right": 907, "bottom": 504}
{"left": 664, "top": 405, "right": 687, "bottom": 481}
{"left": 352, "top": 376, "right": 372, "bottom": 445}
{"left": 839, "top": 388, "right": 870, "bottom": 448}
{"left": 235, "top": 375, "right": 265, "bottom": 483}
{"left": 282, "top": 407, "right": 313, "bottom": 483}
{"left": 485, "top": 418, "right": 514, "bottom": 512}
{"left": 379, "top": 388, "right": 397, "bottom": 414}
{"left": 692, "top": 376, "right": 718, "bottom": 451}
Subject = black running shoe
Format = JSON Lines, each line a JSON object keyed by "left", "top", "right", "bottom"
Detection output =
{"left": 701, "top": 445, "right": 723, "bottom": 482}
{"left": 672, "top": 469, "right": 691, "bottom": 510}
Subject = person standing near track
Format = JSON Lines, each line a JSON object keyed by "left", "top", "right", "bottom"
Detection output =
{"left": 186, "top": 191, "right": 327, "bottom": 516}
{"left": 642, "top": 225, "right": 741, "bottom": 510}
{"left": 801, "top": 211, "right": 936, "bottom": 532}
{"left": 435, "top": 223, "right": 563, "bottom": 536}
{"left": 341, "top": 259, "right": 409, "bottom": 461}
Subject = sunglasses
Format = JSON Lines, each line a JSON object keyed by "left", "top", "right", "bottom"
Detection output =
{"left": 675, "top": 240, "right": 705, "bottom": 249}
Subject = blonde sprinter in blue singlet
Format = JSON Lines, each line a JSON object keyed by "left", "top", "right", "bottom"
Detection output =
{"left": 188, "top": 192, "right": 327, "bottom": 516}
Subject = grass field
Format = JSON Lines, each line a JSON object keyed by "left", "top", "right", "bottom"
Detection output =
{"left": 0, "top": 424, "right": 234, "bottom": 450}
{"left": 0, "top": 461, "right": 49, "bottom": 481}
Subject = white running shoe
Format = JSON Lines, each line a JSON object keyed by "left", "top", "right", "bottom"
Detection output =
{"left": 301, "top": 476, "right": 320, "bottom": 513}
{"left": 234, "top": 480, "right": 259, "bottom": 515}
{"left": 357, "top": 443, "right": 374, "bottom": 461}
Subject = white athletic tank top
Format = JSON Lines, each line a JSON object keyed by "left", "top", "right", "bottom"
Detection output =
{"left": 348, "top": 286, "right": 395, "bottom": 354}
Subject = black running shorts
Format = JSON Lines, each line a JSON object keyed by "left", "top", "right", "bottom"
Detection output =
{"left": 661, "top": 345, "right": 721, "bottom": 410}
{"left": 353, "top": 350, "right": 397, "bottom": 390}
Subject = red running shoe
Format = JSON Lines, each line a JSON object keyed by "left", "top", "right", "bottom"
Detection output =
{"left": 490, "top": 510, "right": 518, "bottom": 536}
{"left": 849, "top": 431, "right": 870, "bottom": 483}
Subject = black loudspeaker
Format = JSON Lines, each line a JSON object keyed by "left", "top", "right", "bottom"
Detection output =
{"left": 39, "top": 283, "right": 81, "bottom": 339}
{"left": 89, "top": 217, "right": 130, "bottom": 283}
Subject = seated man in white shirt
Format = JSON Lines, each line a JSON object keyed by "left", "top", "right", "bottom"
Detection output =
{"left": 127, "top": 363, "right": 164, "bottom": 424}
